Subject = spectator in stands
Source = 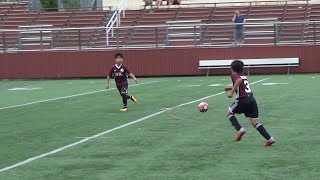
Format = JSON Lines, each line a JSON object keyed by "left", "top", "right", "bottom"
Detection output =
{"left": 155, "top": 0, "right": 163, "bottom": 8}
{"left": 144, "top": 0, "right": 153, "bottom": 9}
{"left": 168, "top": 0, "right": 181, "bottom": 6}
{"left": 232, "top": 10, "right": 246, "bottom": 45}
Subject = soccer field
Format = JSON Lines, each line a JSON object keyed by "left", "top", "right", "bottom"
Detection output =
{"left": 0, "top": 74, "right": 319, "bottom": 179}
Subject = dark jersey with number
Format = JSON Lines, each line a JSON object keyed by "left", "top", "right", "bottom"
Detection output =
{"left": 231, "top": 72, "right": 252, "bottom": 99}
{"left": 108, "top": 64, "right": 131, "bottom": 86}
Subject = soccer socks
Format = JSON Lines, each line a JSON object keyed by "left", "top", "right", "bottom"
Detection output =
{"left": 228, "top": 115, "right": 242, "bottom": 131}
{"left": 130, "top": 95, "right": 137, "bottom": 103}
{"left": 121, "top": 94, "right": 134, "bottom": 108}
{"left": 254, "top": 123, "right": 271, "bottom": 140}
{"left": 121, "top": 94, "right": 130, "bottom": 107}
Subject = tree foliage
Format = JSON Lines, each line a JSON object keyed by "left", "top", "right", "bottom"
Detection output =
{"left": 40, "top": 0, "right": 58, "bottom": 10}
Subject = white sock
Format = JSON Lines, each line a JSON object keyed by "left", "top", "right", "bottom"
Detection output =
{"left": 268, "top": 137, "right": 275, "bottom": 142}
{"left": 238, "top": 127, "right": 246, "bottom": 132}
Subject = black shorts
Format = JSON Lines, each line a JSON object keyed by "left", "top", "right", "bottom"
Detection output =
{"left": 229, "top": 94, "right": 259, "bottom": 118}
{"left": 117, "top": 83, "right": 128, "bottom": 95}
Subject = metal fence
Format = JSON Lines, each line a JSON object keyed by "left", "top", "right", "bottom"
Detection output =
{"left": 0, "top": 0, "right": 23, "bottom": 2}
{"left": 0, "top": 21, "right": 319, "bottom": 52}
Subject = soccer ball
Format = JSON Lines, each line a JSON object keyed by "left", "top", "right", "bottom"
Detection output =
{"left": 198, "top": 102, "right": 208, "bottom": 112}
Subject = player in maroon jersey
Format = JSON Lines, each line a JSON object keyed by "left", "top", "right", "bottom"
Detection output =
{"left": 106, "top": 53, "right": 138, "bottom": 112}
{"left": 224, "top": 60, "right": 275, "bottom": 146}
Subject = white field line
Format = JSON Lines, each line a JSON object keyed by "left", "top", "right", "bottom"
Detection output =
{"left": 75, "top": 137, "right": 108, "bottom": 139}
{"left": 0, "top": 78, "right": 269, "bottom": 173}
{"left": 0, "top": 81, "right": 158, "bottom": 110}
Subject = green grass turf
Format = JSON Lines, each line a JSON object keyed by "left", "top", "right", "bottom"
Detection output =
{"left": 0, "top": 74, "right": 319, "bottom": 179}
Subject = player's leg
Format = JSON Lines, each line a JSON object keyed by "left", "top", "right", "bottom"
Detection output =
{"left": 130, "top": 95, "right": 137, "bottom": 103}
{"left": 246, "top": 99, "right": 275, "bottom": 146}
{"left": 117, "top": 86, "right": 127, "bottom": 111}
{"left": 227, "top": 101, "right": 246, "bottom": 141}
{"left": 119, "top": 85, "right": 130, "bottom": 111}
{"left": 124, "top": 84, "right": 137, "bottom": 103}
{"left": 249, "top": 118, "right": 275, "bottom": 146}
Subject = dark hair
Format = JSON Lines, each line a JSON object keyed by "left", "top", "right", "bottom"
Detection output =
{"left": 231, "top": 60, "right": 244, "bottom": 73}
{"left": 114, "top": 53, "right": 123, "bottom": 59}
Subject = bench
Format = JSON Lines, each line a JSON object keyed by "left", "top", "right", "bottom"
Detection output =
{"left": 199, "top": 57, "right": 299, "bottom": 76}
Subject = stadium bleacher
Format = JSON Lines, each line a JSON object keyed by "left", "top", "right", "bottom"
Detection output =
{"left": 103, "top": 0, "right": 317, "bottom": 47}
{"left": 0, "top": 0, "right": 319, "bottom": 51}
{"left": 0, "top": 1, "right": 112, "bottom": 50}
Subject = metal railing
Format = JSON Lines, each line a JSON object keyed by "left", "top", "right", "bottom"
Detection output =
{"left": 105, "top": 0, "right": 127, "bottom": 46}
{"left": 0, "top": 0, "right": 23, "bottom": 2}
{"left": 150, "top": 0, "right": 309, "bottom": 8}
{"left": 0, "top": 21, "right": 319, "bottom": 52}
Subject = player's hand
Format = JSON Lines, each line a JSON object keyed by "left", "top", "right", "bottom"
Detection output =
{"left": 224, "top": 86, "right": 232, "bottom": 91}
{"left": 134, "top": 79, "right": 138, "bottom": 84}
{"left": 228, "top": 93, "right": 233, "bottom": 98}
{"left": 106, "top": 84, "right": 109, "bottom": 89}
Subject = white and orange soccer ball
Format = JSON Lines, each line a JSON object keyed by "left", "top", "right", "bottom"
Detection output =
{"left": 198, "top": 102, "right": 209, "bottom": 112}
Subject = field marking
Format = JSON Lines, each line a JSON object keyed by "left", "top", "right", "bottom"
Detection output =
{"left": 0, "top": 78, "right": 269, "bottom": 173}
{"left": 7, "top": 87, "right": 43, "bottom": 91}
{"left": 75, "top": 137, "right": 108, "bottom": 139}
{"left": 209, "top": 84, "right": 223, "bottom": 87}
{"left": 177, "top": 85, "right": 201, "bottom": 87}
{"left": 262, "top": 82, "right": 289, "bottom": 86}
{"left": 0, "top": 81, "right": 158, "bottom": 111}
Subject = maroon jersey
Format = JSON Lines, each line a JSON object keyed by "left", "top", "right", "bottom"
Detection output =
{"left": 108, "top": 64, "right": 131, "bottom": 86}
{"left": 231, "top": 72, "right": 252, "bottom": 99}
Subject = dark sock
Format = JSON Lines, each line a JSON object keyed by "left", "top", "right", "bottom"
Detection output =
{"left": 228, "top": 115, "right": 242, "bottom": 131}
{"left": 121, "top": 94, "right": 128, "bottom": 107}
{"left": 127, "top": 95, "right": 131, "bottom": 100}
{"left": 254, "top": 123, "right": 271, "bottom": 140}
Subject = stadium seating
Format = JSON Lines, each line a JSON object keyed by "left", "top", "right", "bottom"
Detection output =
{"left": 0, "top": 1, "right": 112, "bottom": 50}
{"left": 0, "top": 0, "right": 318, "bottom": 50}
{"left": 305, "top": 3, "right": 320, "bottom": 44}
{"left": 102, "top": 0, "right": 315, "bottom": 47}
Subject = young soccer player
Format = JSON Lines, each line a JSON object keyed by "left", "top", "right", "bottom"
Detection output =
{"left": 224, "top": 60, "right": 275, "bottom": 146}
{"left": 106, "top": 53, "right": 138, "bottom": 112}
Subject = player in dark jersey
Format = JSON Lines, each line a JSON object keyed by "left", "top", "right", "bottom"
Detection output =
{"left": 106, "top": 53, "right": 138, "bottom": 112}
{"left": 224, "top": 60, "right": 275, "bottom": 146}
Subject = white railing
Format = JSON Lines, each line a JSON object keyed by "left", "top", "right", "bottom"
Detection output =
{"left": 105, "top": 0, "right": 127, "bottom": 46}
{"left": 106, "top": 11, "right": 118, "bottom": 46}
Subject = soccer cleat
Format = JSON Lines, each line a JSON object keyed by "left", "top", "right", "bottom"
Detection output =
{"left": 264, "top": 137, "right": 275, "bottom": 147}
{"left": 120, "top": 108, "right": 128, "bottom": 112}
{"left": 131, "top": 95, "right": 137, "bottom": 104}
{"left": 236, "top": 128, "right": 246, "bottom": 141}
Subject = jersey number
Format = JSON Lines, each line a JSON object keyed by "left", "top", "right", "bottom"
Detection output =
{"left": 243, "top": 80, "right": 252, "bottom": 93}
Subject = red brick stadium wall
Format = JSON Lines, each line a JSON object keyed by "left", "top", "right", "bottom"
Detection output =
{"left": 0, "top": 46, "right": 319, "bottom": 79}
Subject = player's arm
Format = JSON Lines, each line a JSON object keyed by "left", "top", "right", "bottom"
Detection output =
{"left": 106, "top": 76, "right": 111, "bottom": 89}
{"left": 228, "top": 78, "right": 242, "bottom": 98}
{"left": 128, "top": 73, "right": 138, "bottom": 84}
{"left": 106, "top": 68, "right": 113, "bottom": 89}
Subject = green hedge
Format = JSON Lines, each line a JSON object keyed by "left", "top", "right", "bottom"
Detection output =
{"left": 63, "top": 0, "right": 80, "bottom": 9}
{"left": 40, "top": 0, "right": 58, "bottom": 10}
{"left": 40, "top": 0, "right": 80, "bottom": 11}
